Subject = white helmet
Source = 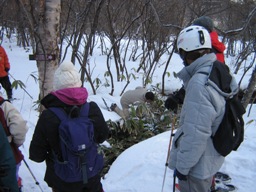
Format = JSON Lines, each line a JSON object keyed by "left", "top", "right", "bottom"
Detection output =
{"left": 177, "top": 25, "right": 212, "bottom": 52}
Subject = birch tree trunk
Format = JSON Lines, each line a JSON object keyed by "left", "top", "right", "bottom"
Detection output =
{"left": 36, "top": 0, "right": 60, "bottom": 100}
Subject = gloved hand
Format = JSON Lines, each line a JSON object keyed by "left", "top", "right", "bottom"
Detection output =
{"left": 165, "top": 87, "right": 186, "bottom": 112}
{"left": 165, "top": 94, "right": 179, "bottom": 112}
{"left": 174, "top": 168, "right": 187, "bottom": 181}
{"left": 5, "top": 68, "right": 9, "bottom": 72}
{"left": 175, "top": 87, "right": 185, "bottom": 104}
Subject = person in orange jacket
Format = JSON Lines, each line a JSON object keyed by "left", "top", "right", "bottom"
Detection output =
{"left": 192, "top": 16, "right": 226, "bottom": 64}
{"left": 0, "top": 45, "right": 12, "bottom": 100}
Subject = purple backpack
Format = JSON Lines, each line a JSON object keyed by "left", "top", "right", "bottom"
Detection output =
{"left": 49, "top": 103, "right": 103, "bottom": 184}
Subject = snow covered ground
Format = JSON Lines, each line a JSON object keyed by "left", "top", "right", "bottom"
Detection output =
{"left": 2, "top": 37, "right": 256, "bottom": 192}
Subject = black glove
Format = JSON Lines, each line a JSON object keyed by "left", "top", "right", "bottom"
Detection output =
{"left": 5, "top": 68, "right": 9, "bottom": 72}
{"left": 174, "top": 168, "right": 187, "bottom": 181}
{"left": 174, "top": 87, "right": 185, "bottom": 104}
{"left": 165, "top": 94, "right": 179, "bottom": 112}
{"left": 165, "top": 87, "right": 186, "bottom": 112}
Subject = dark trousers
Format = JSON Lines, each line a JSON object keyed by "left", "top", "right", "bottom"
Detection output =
{"left": 0, "top": 76, "right": 12, "bottom": 99}
{"left": 51, "top": 174, "right": 103, "bottom": 192}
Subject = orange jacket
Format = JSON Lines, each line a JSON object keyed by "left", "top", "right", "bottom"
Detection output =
{"left": 210, "top": 31, "right": 226, "bottom": 64}
{"left": 0, "top": 46, "right": 10, "bottom": 77}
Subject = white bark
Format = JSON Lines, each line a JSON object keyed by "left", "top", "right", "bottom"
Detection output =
{"left": 36, "top": 0, "right": 61, "bottom": 99}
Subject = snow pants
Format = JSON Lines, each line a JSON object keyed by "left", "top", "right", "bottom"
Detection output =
{"left": 178, "top": 174, "right": 212, "bottom": 192}
{"left": 0, "top": 76, "right": 12, "bottom": 99}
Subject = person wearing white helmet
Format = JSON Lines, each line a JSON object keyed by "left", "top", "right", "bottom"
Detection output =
{"left": 167, "top": 26, "right": 239, "bottom": 192}
{"left": 165, "top": 16, "right": 226, "bottom": 113}
{"left": 164, "top": 26, "right": 213, "bottom": 112}
{"left": 176, "top": 25, "right": 212, "bottom": 65}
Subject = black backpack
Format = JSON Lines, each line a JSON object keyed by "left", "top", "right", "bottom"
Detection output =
{"left": 212, "top": 95, "right": 245, "bottom": 156}
{"left": 207, "top": 61, "right": 246, "bottom": 156}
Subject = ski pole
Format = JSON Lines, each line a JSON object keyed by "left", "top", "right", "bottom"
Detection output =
{"left": 161, "top": 112, "right": 177, "bottom": 192}
{"left": 23, "top": 159, "right": 44, "bottom": 192}
{"left": 8, "top": 73, "right": 33, "bottom": 99}
{"left": 173, "top": 174, "right": 176, "bottom": 192}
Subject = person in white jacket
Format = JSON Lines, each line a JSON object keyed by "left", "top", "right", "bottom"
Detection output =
{"left": 168, "top": 26, "right": 238, "bottom": 192}
{"left": 110, "top": 87, "right": 155, "bottom": 119}
{"left": 0, "top": 92, "right": 28, "bottom": 190}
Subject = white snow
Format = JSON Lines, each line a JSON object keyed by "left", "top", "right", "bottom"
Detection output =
{"left": 1, "top": 36, "right": 256, "bottom": 192}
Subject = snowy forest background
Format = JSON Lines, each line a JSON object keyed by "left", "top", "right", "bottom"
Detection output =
{"left": 0, "top": 0, "right": 256, "bottom": 106}
{"left": 3, "top": 27, "right": 256, "bottom": 192}
{"left": 0, "top": 0, "right": 256, "bottom": 191}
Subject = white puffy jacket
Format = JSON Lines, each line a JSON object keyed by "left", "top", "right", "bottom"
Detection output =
{"left": 1, "top": 100, "right": 28, "bottom": 146}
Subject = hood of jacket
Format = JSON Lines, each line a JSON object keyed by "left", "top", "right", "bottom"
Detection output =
{"left": 41, "top": 87, "right": 88, "bottom": 108}
{"left": 177, "top": 53, "right": 238, "bottom": 98}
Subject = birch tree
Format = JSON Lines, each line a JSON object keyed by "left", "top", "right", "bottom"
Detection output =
{"left": 35, "top": 0, "right": 61, "bottom": 100}
{"left": 18, "top": 0, "right": 60, "bottom": 103}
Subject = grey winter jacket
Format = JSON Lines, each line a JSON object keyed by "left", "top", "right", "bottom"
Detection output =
{"left": 168, "top": 53, "right": 238, "bottom": 180}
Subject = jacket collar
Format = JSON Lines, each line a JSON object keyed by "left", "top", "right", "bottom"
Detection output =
{"left": 177, "top": 53, "right": 216, "bottom": 87}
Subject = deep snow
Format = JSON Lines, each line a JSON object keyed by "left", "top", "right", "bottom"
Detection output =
{"left": 1, "top": 36, "right": 256, "bottom": 192}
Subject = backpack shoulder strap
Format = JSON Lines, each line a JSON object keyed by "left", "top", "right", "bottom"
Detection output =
{"left": 49, "top": 107, "right": 68, "bottom": 121}
{"left": 209, "top": 61, "right": 232, "bottom": 93}
{"left": 79, "top": 102, "right": 90, "bottom": 117}
{"left": 0, "top": 96, "right": 8, "bottom": 105}
{"left": 49, "top": 102, "right": 90, "bottom": 120}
